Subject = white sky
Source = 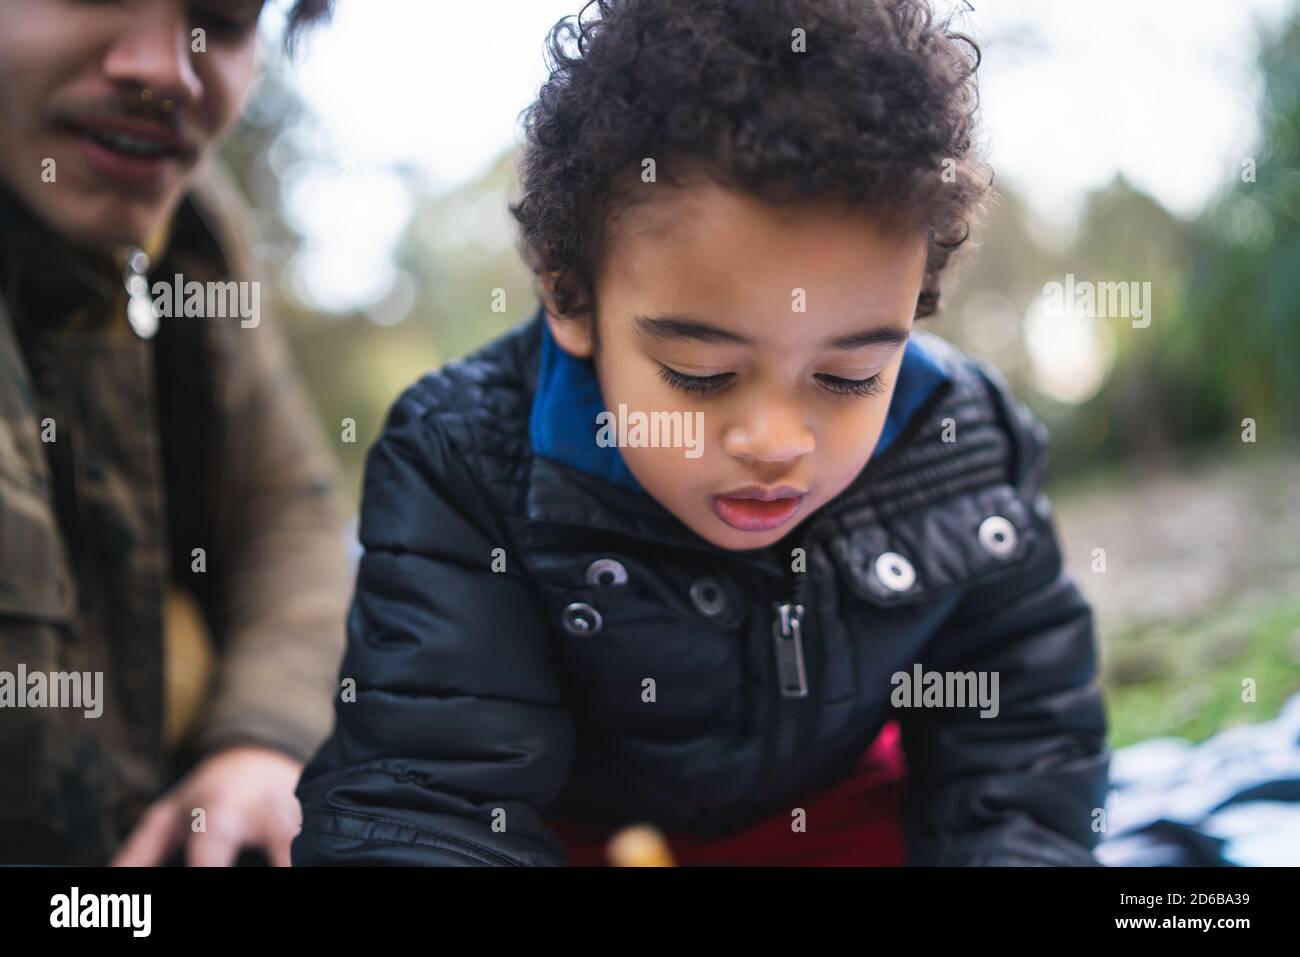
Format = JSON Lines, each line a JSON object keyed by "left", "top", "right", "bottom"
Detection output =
{"left": 278, "top": 0, "right": 1295, "bottom": 311}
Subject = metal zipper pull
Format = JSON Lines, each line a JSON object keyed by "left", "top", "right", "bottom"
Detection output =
{"left": 122, "top": 246, "right": 160, "bottom": 340}
{"left": 771, "top": 601, "right": 808, "bottom": 698}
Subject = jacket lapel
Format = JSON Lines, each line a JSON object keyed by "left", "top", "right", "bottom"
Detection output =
{"left": 0, "top": 298, "right": 76, "bottom": 620}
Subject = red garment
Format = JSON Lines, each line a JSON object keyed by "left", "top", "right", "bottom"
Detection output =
{"left": 545, "top": 721, "right": 907, "bottom": 866}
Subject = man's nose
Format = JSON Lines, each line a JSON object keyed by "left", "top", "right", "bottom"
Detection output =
{"left": 102, "top": 5, "right": 203, "bottom": 109}
{"left": 721, "top": 401, "right": 815, "bottom": 465}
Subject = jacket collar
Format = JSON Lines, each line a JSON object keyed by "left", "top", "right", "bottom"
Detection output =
{"left": 525, "top": 308, "right": 954, "bottom": 552}
{"left": 0, "top": 168, "right": 246, "bottom": 339}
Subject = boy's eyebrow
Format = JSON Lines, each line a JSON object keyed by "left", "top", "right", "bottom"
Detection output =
{"left": 633, "top": 313, "right": 911, "bottom": 349}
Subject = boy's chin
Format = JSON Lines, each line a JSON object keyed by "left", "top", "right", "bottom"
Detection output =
{"left": 677, "top": 505, "right": 813, "bottom": 553}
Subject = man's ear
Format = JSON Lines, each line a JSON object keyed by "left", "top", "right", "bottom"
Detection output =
{"left": 540, "top": 271, "right": 594, "bottom": 359}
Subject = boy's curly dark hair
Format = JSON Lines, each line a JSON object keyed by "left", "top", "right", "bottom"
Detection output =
{"left": 511, "top": 0, "right": 990, "bottom": 322}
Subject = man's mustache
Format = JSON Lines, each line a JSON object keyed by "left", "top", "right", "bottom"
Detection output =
{"left": 46, "top": 97, "right": 202, "bottom": 155}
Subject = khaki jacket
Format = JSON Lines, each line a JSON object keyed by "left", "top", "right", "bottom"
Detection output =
{"left": 0, "top": 167, "right": 349, "bottom": 864}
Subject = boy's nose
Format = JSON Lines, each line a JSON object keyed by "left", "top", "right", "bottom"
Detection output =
{"left": 102, "top": 4, "right": 203, "bottom": 110}
{"left": 721, "top": 403, "right": 815, "bottom": 465}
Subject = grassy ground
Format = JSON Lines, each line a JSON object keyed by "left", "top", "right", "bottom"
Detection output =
{"left": 1050, "top": 445, "right": 1300, "bottom": 750}
{"left": 1100, "top": 585, "right": 1300, "bottom": 747}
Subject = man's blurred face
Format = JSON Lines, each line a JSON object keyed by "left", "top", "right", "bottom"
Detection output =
{"left": 0, "top": 0, "right": 265, "bottom": 249}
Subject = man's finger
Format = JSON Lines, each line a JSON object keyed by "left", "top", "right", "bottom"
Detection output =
{"left": 257, "top": 798, "right": 301, "bottom": 867}
{"left": 110, "top": 798, "right": 183, "bottom": 867}
{"left": 266, "top": 827, "right": 294, "bottom": 868}
{"left": 186, "top": 818, "right": 243, "bottom": 867}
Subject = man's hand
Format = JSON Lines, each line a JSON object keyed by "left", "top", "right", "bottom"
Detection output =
{"left": 111, "top": 746, "right": 304, "bottom": 867}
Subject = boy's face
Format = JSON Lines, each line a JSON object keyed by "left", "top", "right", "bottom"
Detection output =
{"left": 0, "top": 0, "right": 265, "bottom": 250}
{"left": 547, "top": 179, "right": 930, "bottom": 552}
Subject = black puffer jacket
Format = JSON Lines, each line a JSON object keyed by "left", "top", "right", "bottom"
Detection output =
{"left": 293, "top": 310, "right": 1109, "bottom": 866}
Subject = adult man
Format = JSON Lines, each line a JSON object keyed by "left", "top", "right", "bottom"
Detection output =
{"left": 0, "top": 0, "right": 347, "bottom": 865}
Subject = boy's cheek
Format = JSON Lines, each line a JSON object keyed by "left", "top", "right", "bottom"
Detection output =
{"left": 619, "top": 446, "right": 728, "bottom": 535}
{"left": 622, "top": 443, "right": 714, "bottom": 499}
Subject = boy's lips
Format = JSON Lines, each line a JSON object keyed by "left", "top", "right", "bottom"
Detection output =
{"left": 709, "top": 485, "right": 807, "bottom": 532}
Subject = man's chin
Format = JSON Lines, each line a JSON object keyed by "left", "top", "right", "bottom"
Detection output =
{"left": 45, "top": 198, "right": 169, "bottom": 252}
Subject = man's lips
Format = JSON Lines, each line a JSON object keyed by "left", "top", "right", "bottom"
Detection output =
{"left": 71, "top": 115, "right": 194, "bottom": 153}
{"left": 59, "top": 115, "right": 197, "bottom": 188}
{"left": 710, "top": 485, "right": 807, "bottom": 532}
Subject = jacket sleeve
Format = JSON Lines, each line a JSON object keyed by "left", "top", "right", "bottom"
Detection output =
{"left": 292, "top": 386, "right": 576, "bottom": 866}
{"left": 897, "top": 367, "right": 1110, "bottom": 866}
{"left": 188, "top": 310, "right": 351, "bottom": 765}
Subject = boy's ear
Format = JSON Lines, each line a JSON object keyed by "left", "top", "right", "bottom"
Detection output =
{"left": 540, "top": 271, "right": 595, "bottom": 359}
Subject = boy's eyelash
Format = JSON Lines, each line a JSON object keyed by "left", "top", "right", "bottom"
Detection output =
{"left": 657, "top": 365, "right": 888, "bottom": 398}
{"left": 815, "top": 373, "right": 889, "bottom": 398}
{"left": 657, "top": 366, "right": 735, "bottom": 394}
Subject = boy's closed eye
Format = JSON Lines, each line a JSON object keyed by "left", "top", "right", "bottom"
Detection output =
{"left": 656, "top": 364, "right": 891, "bottom": 399}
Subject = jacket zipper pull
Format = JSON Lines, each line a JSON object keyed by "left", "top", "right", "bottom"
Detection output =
{"left": 771, "top": 602, "right": 808, "bottom": 699}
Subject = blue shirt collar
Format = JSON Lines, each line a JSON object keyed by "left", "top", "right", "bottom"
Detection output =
{"left": 529, "top": 313, "right": 950, "bottom": 494}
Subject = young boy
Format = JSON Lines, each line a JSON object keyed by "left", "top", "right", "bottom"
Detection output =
{"left": 293, "top": 0, "right": 1109, "bottom": 866}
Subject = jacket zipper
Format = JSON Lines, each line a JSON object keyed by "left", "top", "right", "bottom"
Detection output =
{"left": 772, "top": 596, "right": 808, "bottom": 699}
{"left": 768, "top": 538, "right": 812, "bottom": 783}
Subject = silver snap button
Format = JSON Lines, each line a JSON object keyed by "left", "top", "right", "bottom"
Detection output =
{"left": 874, "top": 551, "right": 916, "bottom": 592}
{"left": 978, "top": 516, "right": 1018, "bottom": 558}
{"left": 689, "top": 577, "right": 727, "bottom": 618}
{"left": 585, "top": 558, "right": 629, "bottom": 586}
{"left": 562, "top": 602, "right": 603, "bottom": 636}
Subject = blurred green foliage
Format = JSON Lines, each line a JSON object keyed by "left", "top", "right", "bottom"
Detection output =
{"left": 1163, "top": 10, "right": 1300, "bottom": 446}
{"left": 1105, "top": 585, "right": 1300, "bottom": 747}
